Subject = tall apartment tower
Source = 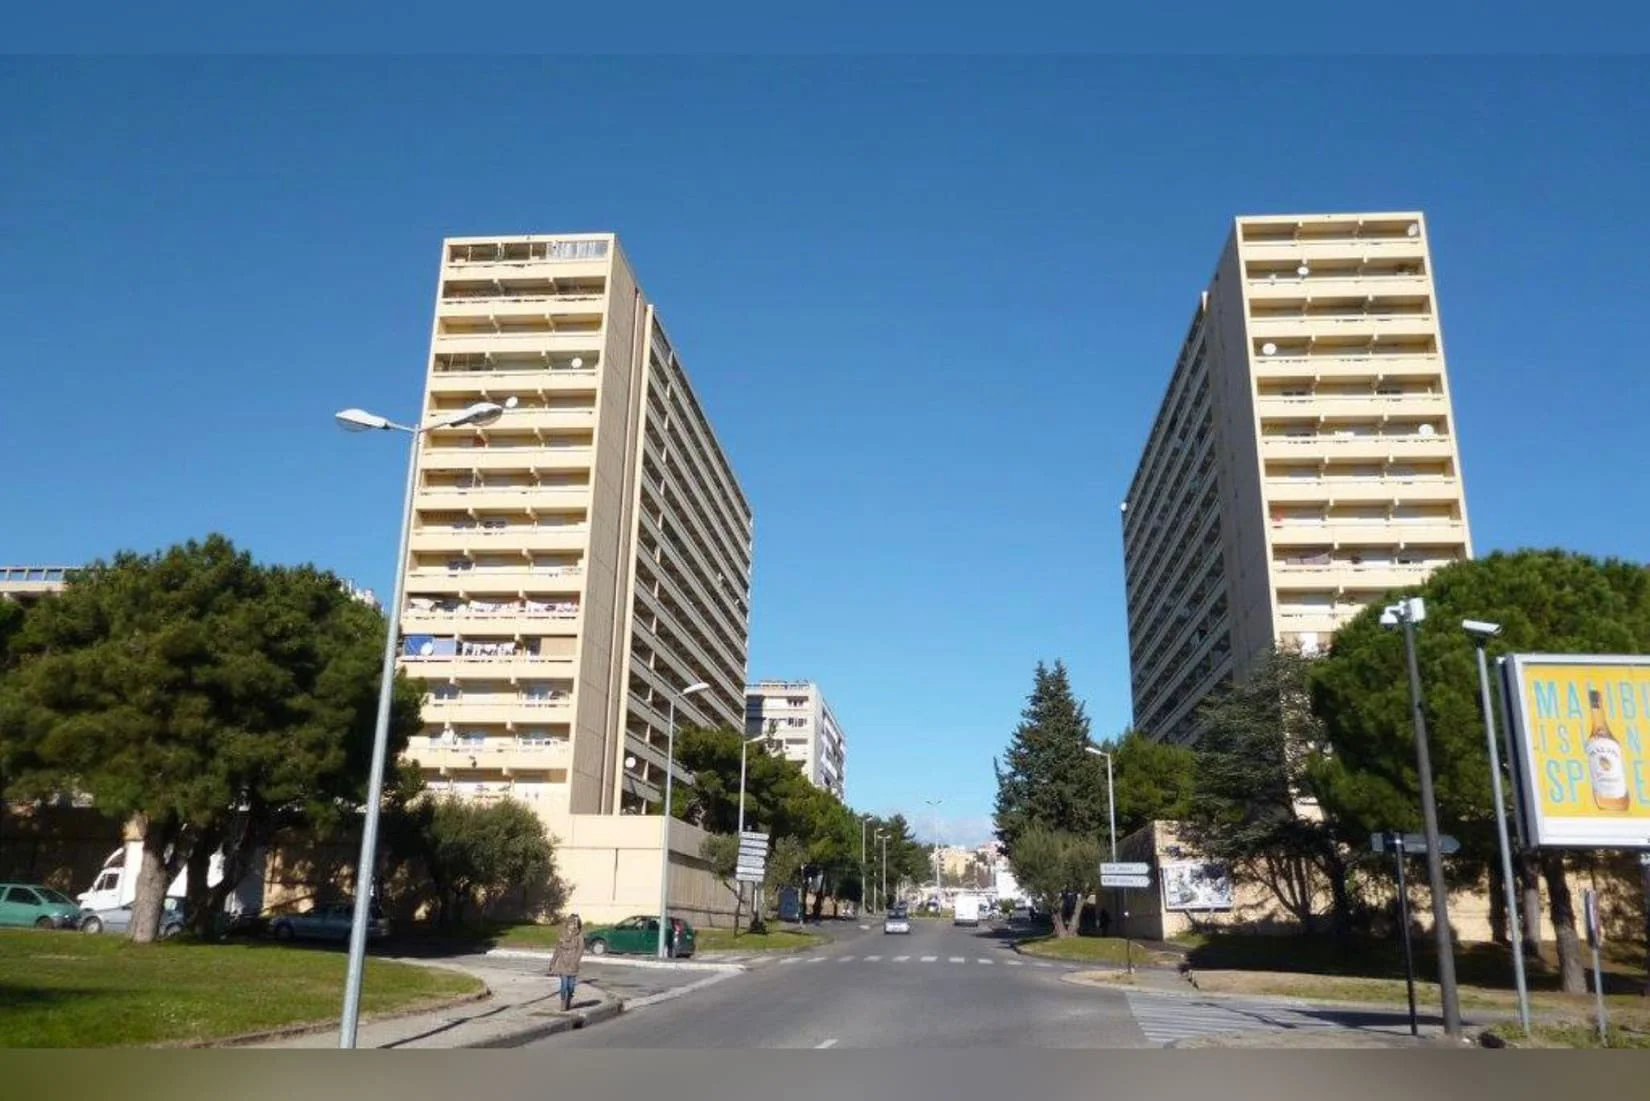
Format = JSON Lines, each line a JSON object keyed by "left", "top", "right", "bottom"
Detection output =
{"left": 743, "top": 681, "right": 846, "bottom": 798}
{"left": 398, "top": 233, "right": 754, "bottom": 837}
{"left": 1124, "top": 212, "right": 1473, "bottom": 743}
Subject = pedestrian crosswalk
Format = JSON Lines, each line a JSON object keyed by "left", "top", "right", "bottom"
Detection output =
{"left": 1126, "top": 991, "right": 1341, "bottom": 1046}
{"left": 775, "top": 954, "right": 1059, "bottom": 970}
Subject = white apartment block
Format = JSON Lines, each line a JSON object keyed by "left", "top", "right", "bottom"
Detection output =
{"left": 395, "top": 233, "right": 754, "bottom": 922}
{"left": 744, "top": 681, "right": 846, "bottom": 798}
{"left": 1124, "top": 212, "right": 1473, "bottom": 743}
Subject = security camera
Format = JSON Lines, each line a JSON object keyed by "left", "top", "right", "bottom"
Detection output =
{"left": 1461, "top": 619, "right": 1502, "bottom": 638}
{"left": 1378, "top": 608, "right": 1399, "bottom": 628}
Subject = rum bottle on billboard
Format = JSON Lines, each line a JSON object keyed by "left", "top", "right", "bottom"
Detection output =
{"left": 1586, "top": 689, "right": 1631, "bottom": 812}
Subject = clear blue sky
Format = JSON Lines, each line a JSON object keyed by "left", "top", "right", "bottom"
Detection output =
{"left": 3, "top": 57, "right": 1646, "bottom": 846}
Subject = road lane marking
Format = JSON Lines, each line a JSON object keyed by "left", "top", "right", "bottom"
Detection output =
{"left": 894, "top": 955, "right": 910, "bottom": 962}
{"left": 1005, "top": 960, "right": 1023, "bottom": 966}
{"left": 858, "top": 924, "right": 869, "bottom": 930}
{"left": 921, "top": 955, "right": 937, "bottom": 962}
{"left": 948, "top": 956, "right": 965, "bottom": 963}
{"left": 976, "top": 958, "right": 993, "bottom": 965}
{"left": 815, "top": 1038, "right": 839, "bottom": 1049}
{"left": 803, "top": 957, "right": 824, "bottom": 963}
{"left": 864, "top": 955, "right": 882, "bottom": 962}
{"left": 837, "top": 956, "right": 855, "bottom": 963}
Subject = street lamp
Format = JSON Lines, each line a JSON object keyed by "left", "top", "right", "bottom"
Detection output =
{"left": 1463, "top": 618, "right": 1531, "bottom": 1032}
{"left": 860, "top": 814, "right": 874, "bottom": 915}
{"left": 924, "top": 798, "right": 943, "bottom": 896}
{"left": 658, "top": 680, "right": 710, "bottom": 958}
{"left": 1083, "top": 746, "right": 1117, "bottom": 863}
{"left": 1380, "top": 596, "right": 1462, "bottom": 1038}
{"left": 332, "top": 396, "right": 515, "bottom": 1050}
{"left": 876, "top": 830, "right": 888, "bottom": 913}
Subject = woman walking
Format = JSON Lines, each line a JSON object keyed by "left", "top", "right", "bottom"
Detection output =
{"left": 549, "top": 914, "right": 584, "bottom": 1012}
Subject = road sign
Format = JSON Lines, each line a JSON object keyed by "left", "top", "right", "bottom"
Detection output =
{"left": 1100, "top": 862, "right": 1149, "bottom": 876}
{"left": 738, "top": 841, "right": 769, "bottom": 855}
{"left": 1370, "top": 831, "right": 1460, "bottom": 856}
{"left": 736, "top": 856, "right": 767, "bottom": 871}
{"left": 735, "top": 869, "right": 765, "bottom": 885}
{"left": 739, "top": 831, "right": 770, "bottom": 845}
{"left": 1100, "top": 873, "right": 1152, "bottom": 889}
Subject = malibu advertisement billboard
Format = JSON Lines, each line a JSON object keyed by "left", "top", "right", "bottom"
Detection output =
{"left": 1502, "top": 654, "right": 1650, "bottom": 849}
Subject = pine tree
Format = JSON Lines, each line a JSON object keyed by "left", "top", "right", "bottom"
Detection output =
{"left": 993, "top": 661, "right": 1107, "bottom": 854}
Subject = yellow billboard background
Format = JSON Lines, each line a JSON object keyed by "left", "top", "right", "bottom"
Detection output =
{"left": 1518, "top": 661, "right": 1650, "bottom": 826}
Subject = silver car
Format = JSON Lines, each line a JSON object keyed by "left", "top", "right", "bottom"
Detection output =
{"left": 883, "top": 909, "right": 911, "bottom": 934}
{"left": 80, "top": 897, "right": 185, "bottom": 937}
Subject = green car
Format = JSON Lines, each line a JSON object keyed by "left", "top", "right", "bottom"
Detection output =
{"left": 0, "top": 883, "right": 82, "bottom": 929}
{"left": 583, "top": 914, "right": 696, "bottom": 958}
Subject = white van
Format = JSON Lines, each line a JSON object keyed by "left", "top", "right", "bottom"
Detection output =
{"left": 952, "top": 892, "right": 983, "bottom": 926}
{"left": 77, "top": 842, "right": 265, "bottom": 917}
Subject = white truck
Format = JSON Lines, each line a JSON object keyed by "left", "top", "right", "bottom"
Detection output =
{"left": 77, "top": 841, "right": 265, "bottom": 917}
{"left": 952, "top": 891, "right": 983, "bottom": 926}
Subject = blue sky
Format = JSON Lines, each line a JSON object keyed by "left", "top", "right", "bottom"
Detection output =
{"left": 3, "top": 57, "right": 1646, "bottom": 846}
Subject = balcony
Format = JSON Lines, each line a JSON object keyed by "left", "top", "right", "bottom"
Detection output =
{"left": 1260, "top": 432, "right": 1455, "bottom": 461}
{"left": 1239, "top": 236, "right": 1427, "bottom": 263}
{"left": 421, "top": 695, "right": 573, "bottom": 726}
{"left": 427, "top": 365, "right": 599, "bottom": 397}
{"left": 437, "top": 294, "right": 607, "bottom": 320}
{"left": 1245, "top": 272, "right": 1431, "bottom": 300}
{"left": 1268, "top": 518, "right": 1468, "bottom": 548}
{"left": 403, "top": 566, "right": 586, "bottom": 596}
{"left": 1250, "top": 353, "right": 1443, "bottom": 382}
{"left": 1254, "top": 394, "right": 1450, "bottom": 421}
{"left": 1264, "top": 477, "right": 1460, "bottom": 506}
{"left": 432, "top": 330, "right": 603, "bottom": 357}
{"left": 409, "top": 523, "right": 590, "bottom": 556}
{"left": 1248, "top": 313, "right": 1437, "bottom": 343}
{"left": 441, "top": 257, "right": 609, "bottom": 283}
{"left": 408, "top": 740, "right": 573, "bottom": 776}
{"left": 398, "top": 648, "right": 578, "bottom": 683}
{"left": 419, "top": 446, "right": 594, "bottom": 472}
{"left": 416, "top": 485, "right": 591, "bottom": 513}
{"left": 1271, "top": 561, "right": 1438, "bottom": 593}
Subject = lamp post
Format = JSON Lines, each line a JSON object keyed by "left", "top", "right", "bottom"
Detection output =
{"left": 1380, "top": 596, "right": 1461, "bottom": 1039}
{"left": 860, "top": 814, "right": 874, "bottom": 915}
{"left": 332, "top": 397, "right": 515, "bottom": 1050}
{"left": 1085, "top": 744, "right": 1118, "bottom": 941}
{"left": 658, "top": 680, "right": 710, "bottom": 959}
{"left": 924, "top": 798, "right": 943, "bottom": 898}
{"left": 876, "top": 831, "right": 888, "bottom": 913}
{"left": 1463, "top": 618, "right": 1531, "bottom": 1033}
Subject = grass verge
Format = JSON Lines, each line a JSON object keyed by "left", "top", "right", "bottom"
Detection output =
{"left": 1486, "top": 1021, "right": 1650, "bottom": 1049}
{"left": 695, "top": 928, "right": 823, "bottom": 953}
{"left": 1016, "top": 934, "right": 1177, "bottom": 966}
{"left": 0, "top": 929, "right": 482, "bottom": 1048}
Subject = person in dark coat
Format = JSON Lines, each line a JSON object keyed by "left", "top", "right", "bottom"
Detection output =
{"left": 548, "top": 914, "right": 584, "bottom": 1012}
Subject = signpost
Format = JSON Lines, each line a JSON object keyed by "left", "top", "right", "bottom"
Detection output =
{"left": 736, "top": 831, "right": 769, "bottom": 886}
{"left": 1584, "top": 889, "right": 1609, "bottom": 1045}
{"left": 1097, "top": 863, "right": 1152, "bottom": 974}
{"left": 1371, "top": 830, "right": 1462, "bottom": 1036}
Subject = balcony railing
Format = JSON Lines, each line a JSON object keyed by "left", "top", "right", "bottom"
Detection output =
{"left": 440, "top": 292, "right": 606, "bottom": 307}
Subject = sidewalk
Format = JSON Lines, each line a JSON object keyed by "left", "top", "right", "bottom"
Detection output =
{"left": 242, "top": 956, "right": 624, "bottom": 1049}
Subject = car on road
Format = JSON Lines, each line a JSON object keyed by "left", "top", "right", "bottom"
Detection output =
{"left": 268, "top": 901, "right": 388, "bottom": 943}
{"left": 80, "top": 896, "right": 186, "bottom": 937}
{"left": 583, "top": 914, "right": 697, "bottom": 958}
{"left": 0, "top": 883, "right": 83, "bottom": 929}
{"left": 883, "top": 907, "right": 910, "bottom": 935}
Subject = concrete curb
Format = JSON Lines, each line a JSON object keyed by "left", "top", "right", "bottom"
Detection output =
{"left": 463, "top": 996, "right": 627, "bottom": 1049}
{"left": 486, "top": 947, "right": 743, "bottom": 973}
{"left": 183, "top": 988, "right": 494, "bottom": 1049}
{"left": 621, "top": 964, "right": 744, "bottom": 1010}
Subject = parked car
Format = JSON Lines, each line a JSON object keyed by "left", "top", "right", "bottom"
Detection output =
{"left": 883, "top": 907, "right": 910, "bottom": 935}
{"left": 583, "top": 914, "right": 697, "bottom": 958}
{"left": 0, "top": 883, "right": 82, "bottom": 929}
{"left": 80, "top": 896, "right": 186, "bottom": 937}
{"left": 269, "top": 901, "right": 388, "bottom": 942}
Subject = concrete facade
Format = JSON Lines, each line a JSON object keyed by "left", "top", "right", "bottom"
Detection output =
{"left": 743, "top": 681, "right": 846, "bottom": 797}
{"left": 1124, "top": 213, "right": 1473, "bottom": 743}
{"left": 399, "top": 234, "right": 754, "bottom": 924}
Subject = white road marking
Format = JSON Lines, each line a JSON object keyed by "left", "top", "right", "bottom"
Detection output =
{"left": 1126, "top": 992, "right": 1336, "bottom": 1046}
{"left": 976, "top": 958, "right": 993, "bottom": 965}
{"left": 894, "top": 955, "right": 911, "bottom": 962}
{"left": 948, "top": 956, "right": 965, "bottom": 963}
{"left": 921, "top": 955, "right": 938, "bottom": 962}
{"left": 1005, "top": 960, "right": 1023, "bottom": 966}
{"left": 802, "top": 957, "right": 824, "bottom": 963}
{"left": 837, "top": 955, "right": 855, "bottom": 963}
{"left": 858, "top": 924, "right": 869, "bottom": 930}
{"left": 778, "top": 957, "right": 800, "bottom": 965}
{"left": 864, "top": 955, "right": 882, "bottom": 962}
{"left": 815, "top": 1038, "right": 839, "bottom": 1049}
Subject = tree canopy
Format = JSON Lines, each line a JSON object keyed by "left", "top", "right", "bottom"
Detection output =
{"left": 386, "top": 790, "right": 562, "bottom": 927}
{"left": 993, "top": 660, "right": 1108, "bottom": 853}
{"left": 0, "top": 535, "right": 423, "bottom": 941}
{"left": 1097, "top": 728, "right": 1197, "bottom": 839}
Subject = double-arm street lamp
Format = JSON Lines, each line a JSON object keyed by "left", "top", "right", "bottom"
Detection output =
{"left": 1380, "top": 596, "right": 1461, "bottom": 1039}
{"left": 332, "top": 397, "right": 516, "bottom": 1050}
{"left": 658, "top": 680, "right": 711, "bottom": 958}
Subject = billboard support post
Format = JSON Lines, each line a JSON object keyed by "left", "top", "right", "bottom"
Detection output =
{"left": 1473, "top": 640, "right": 1532, "bottom": 1033}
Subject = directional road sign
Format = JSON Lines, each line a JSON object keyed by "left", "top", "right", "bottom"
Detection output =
{"left": 1100, "top": 862, "right": 1150, "bottom": 877}
{"left": 739, "top": 831, "right": 770, "bottom": 844}
{"left": 1370, "top": 832, "right": 1461, "bottom": 856}
{"left": 1100, "top": 873, "right": 1152, "bottom": 889}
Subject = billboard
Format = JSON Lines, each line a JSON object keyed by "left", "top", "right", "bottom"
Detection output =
{"left": 1161, "top": 861, "right": 1233, "bottom": 911}
{"left": 1502, "top": 655, "right": 1650, "bottom": 849}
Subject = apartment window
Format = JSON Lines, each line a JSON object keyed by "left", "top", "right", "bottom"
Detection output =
{"left": 430, "top": 684, "right": 461, "bottom": 701}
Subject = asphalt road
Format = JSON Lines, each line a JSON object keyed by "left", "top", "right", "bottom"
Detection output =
{"left": 531, "top": 918, "right": 1148, "bottom": 1049}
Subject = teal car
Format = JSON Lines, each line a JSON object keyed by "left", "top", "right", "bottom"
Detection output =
{"left": 583, "top": 915, "right": 696, "bottom": 958}
{"left": 0, "top": 883, "right": 82, "bottom": 929}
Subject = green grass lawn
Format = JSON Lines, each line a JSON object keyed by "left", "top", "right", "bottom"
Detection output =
{"left": 1015, "top": 934, "right": 1177, "bottom": 966}
{"left": 695, "top": 928, "right": 823, "bottom": 953}
{"left": 1486, "top": 1021, "right": 1650, "bottom": 1049}
{"left": 0, "top": 929, "right": 482, "bottom": 1048}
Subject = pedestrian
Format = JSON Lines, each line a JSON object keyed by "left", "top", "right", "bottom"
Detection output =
{"left": 549, "top": 914, "right": 584, "bottom": 1012}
